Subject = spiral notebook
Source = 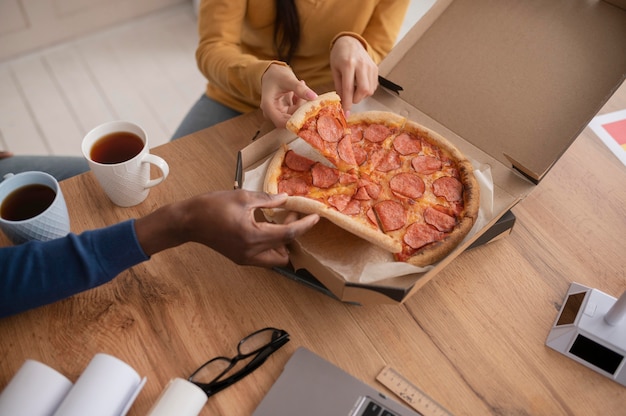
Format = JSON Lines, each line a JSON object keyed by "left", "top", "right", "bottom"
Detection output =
{"left": 252, "top": 347, "right": 419, "bottom": 416}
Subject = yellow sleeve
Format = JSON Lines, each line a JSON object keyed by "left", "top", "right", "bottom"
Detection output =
{"left": 196, "top": 0, "right": 277, "bottom": 111}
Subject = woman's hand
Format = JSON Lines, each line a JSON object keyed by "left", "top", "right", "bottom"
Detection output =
{"left": 260, "top": 64, "right": 318, "bottom": 128}
{"left": 330, "top": 35, "right": 378, "bottom": 117}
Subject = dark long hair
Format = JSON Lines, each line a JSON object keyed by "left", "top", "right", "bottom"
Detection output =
{"left": 274, "top": 0, "right": 300, "bottom": 63}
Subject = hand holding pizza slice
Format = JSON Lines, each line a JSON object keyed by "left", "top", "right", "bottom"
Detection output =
{"left": 264, "top": 91, "right": 480, "bottom": 267}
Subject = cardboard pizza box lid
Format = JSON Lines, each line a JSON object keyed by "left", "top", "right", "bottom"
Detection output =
{"left": 240, "top": 0, "right": 626, "bottom": 304}
{"left": 379, "top": 0, "right": 626, "bottom": 183}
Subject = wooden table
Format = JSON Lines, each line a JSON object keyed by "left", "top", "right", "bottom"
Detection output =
{"left": 1, "top": 83, "right": 625, "bottom": 415}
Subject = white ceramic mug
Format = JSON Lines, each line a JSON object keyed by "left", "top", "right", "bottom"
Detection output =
{"left": 0, "top": 171, "right": 71, "bottom": 244}
{"left": 82, "top": 121, "right": 169, "bottom": 207}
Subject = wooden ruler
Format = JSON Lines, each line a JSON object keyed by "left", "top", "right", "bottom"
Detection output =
{"left": 376, "top": 366, "right": 453, "bottom": 416}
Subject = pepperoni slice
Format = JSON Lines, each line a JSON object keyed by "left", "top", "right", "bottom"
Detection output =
{"left": 411, "top": 155, "right": 442, "bottom": 174}
{"left": 299, "top": 129, "right": 324, "bottom": 150}
{"left": 356, "top": 176, "right": 381, "bottom": 199}
{"left": 278, "top": 178, "right": 308, "bottom": 195}
{"left": 342, "top": 199, "right": 361, "bottom": 215}
{"left": 311, "top": 163, "right": 339, "bottom": 188}
{"left": 424, "top": 206, "right": 456, "bottom": 232}
{"left": 448, "top": 201, "right": 463, "bottom": 216}
{"left": 393, "top": 132, "right": 422, "bottom": 155}
{"left": 369, "top": 149, "right": 385, "bottom": 169}
{"left": 328, "top": 194, "right": 351, "bottom": 211}
{"left": 337, "top": 136, "right": 357, "bottom": 165}
{"left": 354, "top": 186, "right": 371, "bottom": 200}
{"left": 433, "top": 176, "right": 463, "bottom": 202}
{"left": 339, "top": 172, "right": 358, "bottom": 185}
{"left": 403, "top": 223, "right": 443, "bottom": 249}
{"left": 284, "top": 150, "right": 315, "bottom": 172}
{"left": 353, "top": 181, "right": 381, "bottom": 200}
{"left": 349, "top": 126, "right": 364, "bottom": 141}
{"left": 353, "top": 145, "right": 368, "bottom": 165}
{"left": 317, "top": 115, "right": 343, "bottom": 142}
{"left": 364, "top": 124, "right": 391, "bottom": 143}
{"left": 373, "top": 200, "right": 406, "bottom": 232}
{"left": 364, "top": 181, "right": 381, "bottom": 199}
{"left": 375, "top": 150, "right": 401, "bottom": 172}
{"left": 366, "top": 207, "right": 377, "bottom": 226}
{"left": 390, "top": 172, "right": 425, "bottom": 199}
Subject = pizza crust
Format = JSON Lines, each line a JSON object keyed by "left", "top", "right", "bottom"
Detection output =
{"left": 263, "top": 144, "right": 284, "bottom": 196}
{"left": 347, "top": 111, "right": 406, "bottom": 129}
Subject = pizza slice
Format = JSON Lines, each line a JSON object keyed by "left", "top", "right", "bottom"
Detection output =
{"left": 264, "top": 145, "right": 402, "bottom": 254}
{"left": 286, "top": 91, "right": 357, "bottom": 172}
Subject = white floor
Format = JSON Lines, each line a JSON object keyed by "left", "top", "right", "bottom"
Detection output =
{"left": 0, "top": 0, "right": 431, "bottom": 157}
{"left": 0, "top": 3, "right": 204, "bottom": 157}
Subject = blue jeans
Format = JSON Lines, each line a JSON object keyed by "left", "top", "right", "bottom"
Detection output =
{"left": 0, "top": 155, "right": 89, "bottom": 182}
{"left": 171, "top": 94, "right": 242, "bottom": 140}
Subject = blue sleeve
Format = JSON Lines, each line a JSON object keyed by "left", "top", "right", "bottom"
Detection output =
{"left": 0, "top": 220, "right": 150, "bottom": 318}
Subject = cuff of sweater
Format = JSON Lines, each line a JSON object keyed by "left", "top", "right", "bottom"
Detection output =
{"left": 330, "top": 32, "right": 372, "bottom": 55}
{"left": 258, "top": 60, "right": 290, "bottom": 82}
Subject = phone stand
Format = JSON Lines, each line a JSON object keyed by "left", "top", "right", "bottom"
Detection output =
{"left": 546, "top": 282, "right": 626, "bottom": 387}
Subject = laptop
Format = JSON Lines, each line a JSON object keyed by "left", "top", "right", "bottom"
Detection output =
{"left": 252, "top": 347, "right": 421, "bottom": 416}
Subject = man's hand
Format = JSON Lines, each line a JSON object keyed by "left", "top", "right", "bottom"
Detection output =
{"left": 135, "top": 190, "right": 319, "bottom": 268}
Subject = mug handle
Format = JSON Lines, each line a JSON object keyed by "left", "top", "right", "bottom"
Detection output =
{"left": 141, "top": 154, "right": 170, "bottom": 188}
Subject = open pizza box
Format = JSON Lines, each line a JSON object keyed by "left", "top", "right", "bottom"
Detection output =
{"left": 239, "top": 0, "right": 626, "bottom": 304}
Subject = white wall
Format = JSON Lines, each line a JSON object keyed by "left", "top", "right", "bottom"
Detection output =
{"left": 397, "top": 0, "right": 437, "bottom": 44}
{"left": 0, "top": 0, "right": 186, "bottom": 62}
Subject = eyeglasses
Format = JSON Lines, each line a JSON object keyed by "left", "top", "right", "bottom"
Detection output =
{"left": 188, "top": 327, "right": 290, "bottom": 397}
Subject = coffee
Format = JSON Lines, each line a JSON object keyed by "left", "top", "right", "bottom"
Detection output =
{"left": 90, "top": 131, "right": 144, "bottom": 164}
{"left": 1, "top": 184, "right": 56, "bottom": 221}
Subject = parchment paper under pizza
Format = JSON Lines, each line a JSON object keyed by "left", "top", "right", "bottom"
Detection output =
{"left": 264, "top": 91, "right": 480, "bottom": 267}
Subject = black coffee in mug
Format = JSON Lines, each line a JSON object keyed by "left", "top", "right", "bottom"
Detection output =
{"left": 0, "top": 184, "right": 56, "bottom": 221}
{"left": 90, "top": 131, "right": 144, "bottom": 164}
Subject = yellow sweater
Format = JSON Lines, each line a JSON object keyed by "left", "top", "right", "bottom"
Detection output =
{"left": 196, "top": 0, "right": 410, "bottom": 113}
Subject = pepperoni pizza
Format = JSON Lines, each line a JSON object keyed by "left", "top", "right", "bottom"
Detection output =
{"left": 264, "top": 92, "right": 480, "bottom": 267}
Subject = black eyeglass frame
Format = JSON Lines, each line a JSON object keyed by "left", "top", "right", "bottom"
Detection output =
{"left": 188, "top": 327, "right": 290, "bottom": 397}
